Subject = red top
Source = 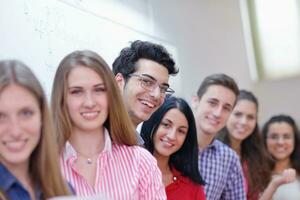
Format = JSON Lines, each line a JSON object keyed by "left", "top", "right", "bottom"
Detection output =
{"left": 166, "top": 168, "right": 206, "bottom": 200}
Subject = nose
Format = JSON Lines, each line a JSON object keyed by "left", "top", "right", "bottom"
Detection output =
{"left": 166, "top": 128, "right": 176, "bottom": 141}
{"left": 213, "top": 106, "right": 222, "bottom": 118}
{"left": 149, "top": 85, "right": 161, "bottom": 99}
{"left": 83, "top": 92, "right": 96, "bottom": 108}
{"left": 277, "top": 137, "right": 285, "bottom": 144}
{"left": 240, "top": 116, "right": 247, "bottom": 124}
{"left": 8, "top": 117, "right": 22, "bottom": 139}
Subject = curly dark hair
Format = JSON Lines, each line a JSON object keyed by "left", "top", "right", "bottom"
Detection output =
{"left": 112, "top": 40, "right": 178, "bottom": 78}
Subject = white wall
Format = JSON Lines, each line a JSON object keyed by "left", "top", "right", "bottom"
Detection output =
{"left": 150, "top": 0, "right": 300, "bottom": 125}
{"left": 0, "top": 0, "right": 299, "bottom": 125}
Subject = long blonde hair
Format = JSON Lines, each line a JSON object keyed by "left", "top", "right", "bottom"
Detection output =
{"left": 0, "top": 60, "right": 70, "bottom": 198}
{"left": 51, "top": 50, "right": 137, "bottom": 152}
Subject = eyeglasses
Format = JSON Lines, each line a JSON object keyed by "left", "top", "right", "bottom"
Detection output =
{"left": 267, "top": 134, "right": 294, "bottom": 142}
{"left": 129, "top": 73, "right": 175, "bottom": 96}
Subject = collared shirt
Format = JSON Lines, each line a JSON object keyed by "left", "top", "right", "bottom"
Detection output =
{"left": 198, "top": 140, "right": 246, "bottom": 200}
{"left": 166, "top": 168, "right": 206, "bottom": 200}
{"left": 60, "top": 128, "right": 166, "bottom": 200}
{"left": 0, "top": 163, "right": 42, "bottom": 200}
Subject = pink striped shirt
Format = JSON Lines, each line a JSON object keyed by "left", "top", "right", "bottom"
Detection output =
{"left": 60, "top": 129, "right": 166, "bottom": 200}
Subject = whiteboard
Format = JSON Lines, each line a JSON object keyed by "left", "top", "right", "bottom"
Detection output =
{"left": 0, "top": 0, "right": 181, "bottom": 97}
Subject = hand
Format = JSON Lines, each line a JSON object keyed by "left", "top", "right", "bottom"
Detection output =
{"left": 272, "top": 168, "right": 296, "bottom": 187}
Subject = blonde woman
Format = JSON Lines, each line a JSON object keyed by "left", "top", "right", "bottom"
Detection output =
{"left": 51, "top": 50, "right": 165, "bottom": 199}
{"left": 0, "top": 60, "right": 71, "bottom": 200}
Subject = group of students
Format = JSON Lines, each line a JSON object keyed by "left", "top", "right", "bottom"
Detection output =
{"left": 0, "top": 40, "right": 299, "bottom": 200}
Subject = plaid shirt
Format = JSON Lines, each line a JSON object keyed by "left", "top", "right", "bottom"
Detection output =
{"left": 198, "top": 140, "right": 246, "bottom": 200}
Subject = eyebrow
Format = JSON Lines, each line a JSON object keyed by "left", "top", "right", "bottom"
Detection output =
{"left": 163, "top": 118, "right": 188, "bottom": 129}
{"left": 68, "top": 83, "right": 105, "bottom": 89}
{"left": 141, "top": 73, "right": 170, "bottom": 87}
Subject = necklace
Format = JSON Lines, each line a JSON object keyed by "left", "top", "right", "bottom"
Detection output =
{"left": 76, "top": 150, "right": 101, "bottom": 165}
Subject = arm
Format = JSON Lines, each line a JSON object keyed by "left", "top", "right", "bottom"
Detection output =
{"left": 259, "top": 168, "right": 296, "bottom": 200}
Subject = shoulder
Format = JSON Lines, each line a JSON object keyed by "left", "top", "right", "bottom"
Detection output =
{"left": 214, "top": 140, "right": 239, "bottom": 161}
{"left": 111, "top": 144, "right": 157, "bottom": 166}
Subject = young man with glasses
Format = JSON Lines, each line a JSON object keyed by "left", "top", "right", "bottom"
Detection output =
{"left": 113, "top": 40, "right": 178, "bottom": 144}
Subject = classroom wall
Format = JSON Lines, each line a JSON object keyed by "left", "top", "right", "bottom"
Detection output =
{"left": 0, "top": 0, "right": 299, "bottom": 125}
{"left": 149, "top": 0, "right": 300, "bottom": 125}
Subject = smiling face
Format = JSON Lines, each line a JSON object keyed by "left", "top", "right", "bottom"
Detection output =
{"left": 192, "top": 85, "right": 236, "bottom": 138}
{"left": 116, "top": 58, "right": 169, "bottom": 127}
{"left": 226, "top": 99, "right": 257, "bottom": 143}
{"left": 0, "top": 84, "right": 41, "bottom": 168}
{"left": 153, "top": 108, "right": 188, "bottom": 159}
{"left": 266, "top": 122, "right": 295, "bottom": 162}
{"left": 66, "top": 66, "right": 108, "bottom": 133}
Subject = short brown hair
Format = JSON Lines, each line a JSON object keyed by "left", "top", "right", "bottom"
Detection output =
{"left": 197, "top": 73, "right": 239, "bottom": 100}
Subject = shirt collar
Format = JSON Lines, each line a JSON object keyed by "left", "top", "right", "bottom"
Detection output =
{"left": 0, "top": 163, "right": 43, "bottom": 199}
{"left": 199, "top": 139, "right": 218, "bottom": 153}
{"left": 0, "top": 163, "right": 16, "bottom": 191}
{"left": 63, "top": 128, "right": 113, "bottom": 160}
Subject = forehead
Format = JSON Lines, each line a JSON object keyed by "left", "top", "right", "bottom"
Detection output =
{"left": 163, "top": 108, "right": 188, "bottom": 126}
{"left": 0, "top": 84, "right": 38, "bottom": 108}
{"left": 134, "top": 58, "right": 169, "bottom": 83}
{"left": 68, "top": 66, "right": 103, "bottom": 86}
{"left": 268, "top": 122, "right": 294, "bottom": 134}
{"left": 234, "top": 100, "right": 257, "bottom": 113}
{"left": 201, "top": 85, "right": 236, "bottom": 106}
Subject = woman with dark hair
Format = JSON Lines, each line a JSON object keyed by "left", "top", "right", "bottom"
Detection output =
{"left": 141, "top": 96, "right": 206, "bottom": 199}
{"left": 218, "top": 90, "right": 294, "bottom": 200}
{"left": 262, "top": 114, "right": 300, "bottom": 200}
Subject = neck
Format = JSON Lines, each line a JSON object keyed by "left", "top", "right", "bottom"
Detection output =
{"left": 3, "top": 161, "right": 33, "bottom": 191}
{"left": 274, "top": 158, "right": 292, "bottom": 174}
{"left": 70, "top": 127, "right": 105, "bottom": 156}
{"left": 230, "top": 136, "right": 242, "bottom": 157}
{"left": 197, "top": 129, "right": 215, "bottom": 150}
{"left": 154, "top": 152, "right": 171, "bottom": 175}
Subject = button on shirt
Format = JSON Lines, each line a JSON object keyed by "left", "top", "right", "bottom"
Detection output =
{"left": 60, "top": 128, "right": 166, "bottom": 200}
{"left": 0, "top": 163, "right": 42, "bottom": 200}
{"left": 198, "top": 140, "right": 246, "bottom": 200}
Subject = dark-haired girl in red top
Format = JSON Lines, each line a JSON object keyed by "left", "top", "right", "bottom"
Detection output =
{"left": 141, "top": 96, "right": 206, "bottom": 200}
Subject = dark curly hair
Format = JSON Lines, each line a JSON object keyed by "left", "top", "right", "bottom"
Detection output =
{"left": 112, "top": 40, "right": 178, "bottom": 78}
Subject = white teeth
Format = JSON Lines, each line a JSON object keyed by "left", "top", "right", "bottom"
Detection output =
{"left": 140, "top": 100, "right": 155, "bottom": 108}
{"left": 81, "top": 111, "right": 99, "bottom": 118}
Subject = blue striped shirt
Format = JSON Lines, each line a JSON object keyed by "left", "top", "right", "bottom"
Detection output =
{"left": 198, "top": 140, "right": 246, "bottom": 200}
{"left": 0, "top": 163, "right": 42, "bottom": 200}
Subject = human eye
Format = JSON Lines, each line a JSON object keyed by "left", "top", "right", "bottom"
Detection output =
{"left": 283, "top": 134, "right": 293, "bottom": 140}
{"left": 178, "top": 128, "right": 188, "bottom": 135}
{"left": 94, "top": 86, "right": 106, "bottom": 93}
{"left": 159, "top": 85, "right": 169, "bottom": 94}
{"left": 141, "top": 77, "right": 155, "bottom": 87}
{"left": 208, "top": 100, "right": 217, "bottom": 106}
{"left": 69, "top": 88, "right": 82, "bottom": 95}
{"left": 20, "top": 108, "right": 34, "bottom": 118}
{"left": 234, "top": 112, "right": 242, "bottom": 117}
{"left": 269, "top": 134, "right": 278, "bottom": 140}
{"left": 223, "top": 105, "right": 232, "bottom": 112}
{"left": 0, "top": 112, "right": 8, "bottom": 122}
{"left": 247, "top": 115, "right": 255, "bottom": 121}
{"left": 161, "top": 121, "right": 171, "bottom": 129}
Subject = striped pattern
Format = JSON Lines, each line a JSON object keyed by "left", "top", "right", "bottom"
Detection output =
{"left": 61, "top": 129, "right": 166, "bottom": 200}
